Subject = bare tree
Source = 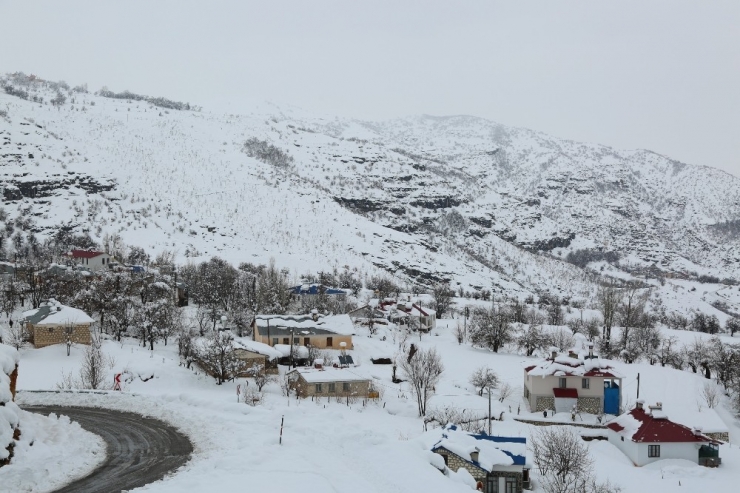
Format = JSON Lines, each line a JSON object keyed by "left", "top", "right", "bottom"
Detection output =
{"left": 469, "top": 366, "right": 499, "bottom": 396}
{"left": 598, "top": 283, "right": 621, "bottom": 352}
{"left": 400, "top": 347, "right": 444, "bottom": 417}
{"left": 248, "top": 363, "right": 277, "bottom": 391}
{"left": 497, "top": 382, "right": 514, "bottom": 402}
{"left": 4, "top": 323, "right": 28, "bottom": 350}
{"left": 469, "top": 305, "right": 514, "bottom": 353}
{"left": 531, "top": 427, "right": 620, "bottom": 493}
{"left": 432, "top": 283, "right": 455, "bottom": 319}
{"left": 197, "top": 331, "right": 247, "bottom": 384}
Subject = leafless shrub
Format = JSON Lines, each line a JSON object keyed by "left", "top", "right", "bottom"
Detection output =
{"left": 248, "top": 363, "right": 277, "bottom": 391}
{"left": 241, "top": 384, "right": 263, "bottom": 406}
{"left": 453, "top": 322, "right": 465, "bottom": 344}
{"left": 425, "top": 405, "right": 485, "bottom": 432}
{"left": 79, "top": 338, "right": 108, "bottom": 390}
{"left": 702, "top": 381, "right": 720, "bottom": 409}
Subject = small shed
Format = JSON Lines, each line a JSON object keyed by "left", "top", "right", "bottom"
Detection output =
{"left": 233, "top": 338, "right": 282, "bottom": 374}
{"left": 23, "top": 301, "right": 95, "bottom": 348}
{"left": 287, "top": 367, "right": 373, "bottom": 398}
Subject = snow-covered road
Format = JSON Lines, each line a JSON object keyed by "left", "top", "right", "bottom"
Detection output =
{"left": 24, "top": 406, "right": 193, "bottom": 493}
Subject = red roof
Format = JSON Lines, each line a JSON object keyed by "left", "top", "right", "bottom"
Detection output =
{"left": 70, "top": 249, "right": 106, "bottom": 259}
{"left": 553, "top": 388, "right": 578, "bottom": 398}
{"left": 607, "top": 408, "right": 712, "bottom": 443}
{"left": 524, "top": 365, "right": 536, "bottom": 372}
{"left": 584, "top": 369, "right": 620, "bottom": 378}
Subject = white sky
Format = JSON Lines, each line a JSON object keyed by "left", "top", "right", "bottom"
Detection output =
{"left": 1, "top": 0, "right": 739, "bottom": 177}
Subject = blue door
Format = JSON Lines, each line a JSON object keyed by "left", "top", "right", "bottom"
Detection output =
{"left": 604, "top": 380, "right": 620, "bottom": 414}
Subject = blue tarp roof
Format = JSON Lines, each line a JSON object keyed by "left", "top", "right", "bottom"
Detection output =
{"left": 290, "top": 284, "right": 346, "bottom": 295}
{"left": 439, "top": 424, "right": 527, "bottom": 467}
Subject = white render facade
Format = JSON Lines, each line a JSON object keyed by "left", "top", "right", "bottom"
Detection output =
{"left": 607, "top": 429, "right": 707, "bottom": 466}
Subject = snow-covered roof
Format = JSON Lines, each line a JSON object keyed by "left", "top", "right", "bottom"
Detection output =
{"left": 430, "top": 424, "right": 526, "bottom": 471}
{"left": 524, "top": 351, "right": 623, "bottom": 379}
{"left": 288, "top": 367, "right": 370, "bottom": 383}
{"left": 233, "top": 338, "right": 283, "bottom": 361}
{"left": 273, "top": 344, "right": 309, "bottom": 359}
{"left": 607, "top": 405, "right": 716, "bottom": 444}
{"left": 23, "top": 300, "right": 95, "bottom": 326}
{"left": 289, "top": 284, "right": 348, "bottom": 295}
{"left": 255, "top": 314, "right": 355, "bottom": 336}
{"left": 0, "top": 345, "right": 19, "bottom": 376}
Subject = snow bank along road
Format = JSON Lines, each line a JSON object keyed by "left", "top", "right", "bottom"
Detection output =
{"left": 23, "top": 406, "right": 193, "bottom": 493}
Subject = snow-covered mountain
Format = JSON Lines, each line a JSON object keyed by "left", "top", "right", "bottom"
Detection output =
{"left": 1, "top": 73, "right": 739, "bottom": 310}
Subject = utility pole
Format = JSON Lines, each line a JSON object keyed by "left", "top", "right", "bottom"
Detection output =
{"left": 488, "top": 387, "right": 492, "bottom": 435}
{"left": 464, "top": 307, "right": 469, "bottom": 341}
{"left": 637, "top": 373, "right": 640, "bottom": 400}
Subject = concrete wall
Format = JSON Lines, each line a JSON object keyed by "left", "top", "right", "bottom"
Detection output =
{"left": 608, "top": 430, "right": 702, "bottom": 466}
{"left": 524, "top": 370, "right": 618, "bottom": 414}
{"left": 30, "top": 324, "right": 92, "bottom": 348}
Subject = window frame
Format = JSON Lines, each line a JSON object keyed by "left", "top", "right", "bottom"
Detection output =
{"left": 315, "top": 383, "right": 323, "bottom": 393}
{"left": 328, "top": 382, "right": 336, "bottom": 393}
{"left": 648, "top": 445, "right": 660, "bottom": 458}
{"left": 559, "top": 377, "right": 567, "bottom": 389}
{"left": 326, "top": 337, "right": 333, "bottom": 347}
{"left": 582, "top": 378, "right": 590, "bottom": 389}
{"left": 342, "top": 382, "right": 350, "bottom": 392}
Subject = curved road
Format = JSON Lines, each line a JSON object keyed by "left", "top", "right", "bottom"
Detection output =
{"left": 24, "top": 406, "right": 193, "bottom": 493}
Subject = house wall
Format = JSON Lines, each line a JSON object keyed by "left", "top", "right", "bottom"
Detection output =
{"left": 607, "top": 430, "right": 640, "bottom": 465}
{"left": 634, "top": 441, "right": 701, "bottom": 466}
{"left": 432, "top": 448, "right": 487, "bottom": 482}
{"left": 293, "top": 375, "right": 370, "bottom": 398}
{"left": 75, "top": 254, "right": 111, "bottom": 272}
{"left": 30, "top": 324, "right": 92, "bottom": 348}
{"left": 254, "top": 326, "right": 353, "bottom": 350}
{"left": 524, "top": 372, "right": 616, "bottom": 414}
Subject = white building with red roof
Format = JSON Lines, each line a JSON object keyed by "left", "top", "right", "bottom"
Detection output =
{"left": 523, "top": 343, "right": 623, "bottom": 415}
{"left": 68, "top": 249, "right": 112, "bottom": 272}
{"left": 607, "top": 400, "right": 721, "bottom": 467}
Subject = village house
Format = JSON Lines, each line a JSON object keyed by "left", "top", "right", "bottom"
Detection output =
{"left": 252, "top": 314, "right": 355, "bottom": 349}
{"left": 371, "top": 298, "right": 437, "bottom": 331}
{"left": 287, "top": 366, "right": 373, "bottom": 398}
{"left": 430, "top": 424, "right": 530, "bottom": 492}
{"left": 23, "top": 300, "right": 95, "bottom": 348}
{"left": 607, "top": 401, "right": 721, "bottom": 467}
{"left": 289, "top": 283, "right": 348, "bottom": 297}
{"left": 232, "top": 338, "right": 282, "bottom": 375}
{"left": 68, "top": 249, "right": 113, "bottom": 272}
{"left": 523, "top": 344, "right": 623, "bottom": 415}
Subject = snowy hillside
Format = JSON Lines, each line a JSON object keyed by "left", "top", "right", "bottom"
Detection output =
{"left": 1, "top": 72, "right": 739, "bottom": 313}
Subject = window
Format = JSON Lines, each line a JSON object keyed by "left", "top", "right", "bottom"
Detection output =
{"left": 505, "top": 476, "right": 517, "bottom": 493}
{"left": 282, "top": 338, "right": 289, "bottom": 345}
{"left": 342, "top": 382, "right": 350, "bottom": 392}
{"left": 621, "top": 437, "right": 624, "bottom": 442}
{"left": 582, "top": 378, "right": 590, "bottom": 389}
{"left": 272, "top": 337, "right": 278, "bottom": 346}
{"left": 315, "top": 383, "right": 323, "bottom": 393}
{"left": 304, "top": 337, "right": 310, "bottom": 346}
{"left": 559, "top": 377, "right": 567, "bottom": 389}
{"left": 326, "top": 337, "right": 333, "bottom": 347}
{"left": 328, "top": 383, "right": 336, "bottom": 393}
{"left": 648, "top": 445, "right": 660, "bottom": 458}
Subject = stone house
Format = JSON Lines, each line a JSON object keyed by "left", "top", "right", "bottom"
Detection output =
{"left": 430, "top": 424, "right": 530, "bottom": 492}
{"left": 23, "top": 301, "right": 95, "bottom": 348}
{"left": 523, "top": 345, "right": 623, "bottom": 415}
{"left": 607, "top": 401, "right": 721, "bottom": 467}
{"left": 287, "top": 367, "right": 372, "bottom": 399}
{"left": 252, "top": 314, "right": 355, "bottom": 349}
{"left": 233, "top": 338, "right": 282, "bottom": 375}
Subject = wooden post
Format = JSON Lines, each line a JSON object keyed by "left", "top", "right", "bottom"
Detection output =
{"left": 637, "top": 373, "right": 640, "bottom": 400}
{"left": 279, "top": 415, "right": 284, "bottom": 445}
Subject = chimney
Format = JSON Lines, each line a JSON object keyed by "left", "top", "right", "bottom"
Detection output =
{"left": 314, "top": 358, "right": 324, "bottom": 370}
{"left": 470, "top": 447, "right": 480, "bottom": 463}
{"left": 649, "top": 402, "right": 663, "bottom": 413}
{"left": 56, "top": 306, "right": 62, "bottom": 312}
{"left": 635, "top": 399, "right": 644, "bottom": 410}
{"left": 693, "top": 426, "right": 703, "bottom": 436}
{"left": 551, "top": 350, "right": 558, "bottom": 361}
{"left": 588, "top": 343, "right": 594, "bottom": 359}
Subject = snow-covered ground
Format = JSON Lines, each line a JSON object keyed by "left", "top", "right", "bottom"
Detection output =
{"left": 8, "top": 318, "right": 740, "bottom": 492}
{"left": 0, "top": 410, "right": 105, "bottom": 493}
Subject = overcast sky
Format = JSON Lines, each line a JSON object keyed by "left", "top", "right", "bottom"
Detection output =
{"left": 1, "top": 1, "right": 738, "bottom": 177}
